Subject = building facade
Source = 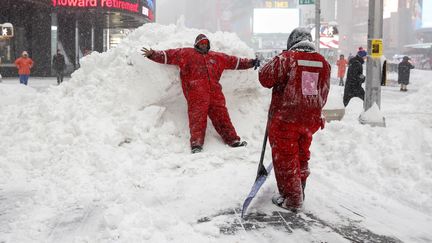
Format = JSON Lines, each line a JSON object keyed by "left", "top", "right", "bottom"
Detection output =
{"left": 0, "top": 0, "right": 155, "bottom": 77}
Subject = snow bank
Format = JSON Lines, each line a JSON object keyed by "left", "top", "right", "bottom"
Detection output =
{"left": 0, "top": 23, "right": 269, "bottom": 242}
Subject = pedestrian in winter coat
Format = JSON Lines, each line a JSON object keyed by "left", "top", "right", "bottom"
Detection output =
{"left": 52, "top": 49, "right": 66, "bottom": 85}
{"left": 336, "top": 54, "right": 348, "bottom": 86}
{"left": 343, "top": 49, "right": 367, "bottom": 106}
{"left": 398, "top": 56, "right": 414, "bottom": 92}
{"left": 258, "top": 27, "right": 330, "bottom": 211}
{"left": 14, "top": 51, "right": 34, "bottom": 85}
{"left": 141, "top": 34, "right": 260, "bottom": 153}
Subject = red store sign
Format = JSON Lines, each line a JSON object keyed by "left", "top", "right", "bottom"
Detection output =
{"left": 52, "top": 0, "right": 139, "bottom": 13}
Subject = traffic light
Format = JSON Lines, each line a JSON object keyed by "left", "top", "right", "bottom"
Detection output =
{"left": 0, "top": 23, "right": 14, "bottom": 39}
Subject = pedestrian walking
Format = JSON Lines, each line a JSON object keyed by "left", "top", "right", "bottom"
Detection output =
{"left": 343, "top": 48, "right": 367, "bottom": 106}
{"left": 398, "top": 56, "right": 415, "bottom": 92}
{"left": 336, "top": 54, "right": 348, "bottom": 86}
{"left": 52, "top": 49, "right": 66, "bottom": 85}
{"left": 14, "top": 51, "right": 34, "bottom": 86}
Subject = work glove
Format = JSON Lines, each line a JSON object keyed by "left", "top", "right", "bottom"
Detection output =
{"left": 141, "top": 47, "right": 155, "bottom": 58}
{"left": 359, "top": 74, "right": 366, "bottom": 83}
{"left": 252, "top": 58, "right": 261, "bottom": 70}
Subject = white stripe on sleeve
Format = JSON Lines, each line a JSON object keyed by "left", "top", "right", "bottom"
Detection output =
{"left": 235, "top": 57, "right": 240, "bottom": 70}
{"left": 162, "top": 51, "right": 167, "bottom": 64}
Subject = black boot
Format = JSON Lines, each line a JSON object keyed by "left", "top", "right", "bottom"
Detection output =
{"left": 230, "top": 141, "right": 247, "bottom": 147}
{"left": 191, "top": 145, "right": 203, "bottom": 154}
{"left": 302, "top": 181, "right": 306, "bottom": 200}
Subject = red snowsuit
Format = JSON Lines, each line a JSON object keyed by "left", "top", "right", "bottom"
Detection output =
{"left": 259, "top": 50, "right": 330, "bottom": 208}
{"left": 148, "top": 41, "right": 254, "bottom": 147}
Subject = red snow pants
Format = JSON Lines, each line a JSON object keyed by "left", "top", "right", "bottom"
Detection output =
{"left": 185, "top": 79, "right": 239, "bottom": 147}
{"left": 268, "top": 118, "right": 320, "bottom": 208}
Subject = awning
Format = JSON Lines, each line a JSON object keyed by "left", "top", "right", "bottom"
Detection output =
{"left": 404, "top": 43, "right": 432, "bottom": 49}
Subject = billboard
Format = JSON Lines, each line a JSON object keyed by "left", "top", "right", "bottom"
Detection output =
{"left": 423, "top": 0, "right": 432, "bottom": 28}
{"left": 253, "top": 8, "right": 299, "bottom": 34}
{"left": 51, "top": 0, "right": 155, "bottom": 21}
{"left": 310, "top": 23, "right": 339, "bottom": 49}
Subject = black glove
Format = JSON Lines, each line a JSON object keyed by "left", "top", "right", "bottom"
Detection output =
{"left": 359, "top": 74, "right": 366, "bottom": 83}
{"left": 252, "top": 58, "right": 260, "bottom": 70}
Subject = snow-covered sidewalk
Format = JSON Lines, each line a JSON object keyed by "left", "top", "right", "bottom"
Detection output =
{"left": 0, "top": 23, "right": 431, "bottom": 243}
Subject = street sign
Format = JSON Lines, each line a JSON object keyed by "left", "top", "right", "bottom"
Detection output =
{"left": 299, "top": 0, "right": 315, "bottom": 4}
{"left": 371, "top": 39, "right": 383, "bottom": 58}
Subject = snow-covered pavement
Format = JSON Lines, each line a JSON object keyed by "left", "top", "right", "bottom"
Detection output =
{"left": 0, "top": 23, "right": 431, "bottom": 243}
{"left": 0, "top": 77, "right": 70, "bottom": 92}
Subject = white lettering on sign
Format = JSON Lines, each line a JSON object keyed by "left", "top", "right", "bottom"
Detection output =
{"left": 52, "top": 0, "right": 139, "bottom": 13}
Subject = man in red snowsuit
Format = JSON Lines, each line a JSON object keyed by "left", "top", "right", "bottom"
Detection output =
{"left": 258, "top": 28, "right": 330, "bottom": 211}
{"left": 142, "top": 34, "right": 259, "bottom": 153}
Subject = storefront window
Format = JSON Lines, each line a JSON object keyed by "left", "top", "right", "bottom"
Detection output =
{"left": 103, "top": 28, "right": 132, "bottom": 51}
{"left": 0, "top": 38, "right": 13, "bottom": 65}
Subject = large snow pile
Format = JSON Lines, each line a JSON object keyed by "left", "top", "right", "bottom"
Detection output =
{"left": 0, "top": 22, "right": 431, "bottom": 242}
{"left": 0, "top": 23, "right": 269, "bottom": 242}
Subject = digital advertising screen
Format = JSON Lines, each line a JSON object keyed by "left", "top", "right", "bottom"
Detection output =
{"left": 253, "top": 8, "right": 299, "bottom": 34}
{"left": 422, "top": 0, "right": 432, "bottom": 28}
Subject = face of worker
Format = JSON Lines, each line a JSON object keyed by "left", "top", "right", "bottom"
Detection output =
{"left": 197, "top": 43, "right": 208, "bottom": 51}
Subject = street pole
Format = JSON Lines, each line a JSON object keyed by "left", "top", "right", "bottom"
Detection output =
{"left": 315, "top": 0, "right": 320, "bottom": 52}
{"left": 361, "top": 0, "right": 385, "bottom": 126}
{"left": 75, "top": 17, "right": 79, "bottom": 69}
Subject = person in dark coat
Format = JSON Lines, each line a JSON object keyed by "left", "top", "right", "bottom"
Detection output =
{"left": 398, "top": 56, "right": 414, "bottom": 92}
{"left": 52, "top": 49, "right": 66, "bottom": 85}
{"left": 343, "top": 49, "right": 367, "bottom": 106}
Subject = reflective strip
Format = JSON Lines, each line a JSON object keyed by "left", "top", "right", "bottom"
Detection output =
{"left": 235, "top": 57, "right": 240, "bottom": 70}
{"left": 298, "top": 60, "right": 323, "bottom": 68}
{"left": 162, "top": 50, "right": 167, "bottom": 64}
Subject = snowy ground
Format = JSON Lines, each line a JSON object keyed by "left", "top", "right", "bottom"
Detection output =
{"left": 0, "top": 23, "right": 431, "bottom": 243}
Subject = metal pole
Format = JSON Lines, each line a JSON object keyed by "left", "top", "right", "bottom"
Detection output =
{"left": 360, "top": 0, "right": 385, "bottom": 127}
{"left": 315, "top": 0, "right": 320, "bottom": 52}
{"left": 365, "top": 0, "right": 384, "bottom": 110}
{"left": 75, "top": 18, "right": 79, "bottom": 69}
{"left": 91, "top": 23, "right": 95, "bottom": 51}
{"left": 51, "top": 13, "right": 58, "bottom": 76}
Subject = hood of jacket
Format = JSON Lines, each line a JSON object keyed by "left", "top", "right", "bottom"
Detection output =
{"left": 287, "top": 27, "right": 316, "bottom": 52}
{"left": 194, "top": 34, "right": 211, "bottom": 54}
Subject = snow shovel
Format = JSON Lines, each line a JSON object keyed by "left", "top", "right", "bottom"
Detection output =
{"left": 241, "top": 126, "right": 273, "bottom": 218}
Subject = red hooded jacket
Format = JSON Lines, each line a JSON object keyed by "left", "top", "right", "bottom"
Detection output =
{"left": 259, "top": 50, "right": 330, "bottom": 127}
{"left": 147, "top": 34, "right": 254, "bottom": 147}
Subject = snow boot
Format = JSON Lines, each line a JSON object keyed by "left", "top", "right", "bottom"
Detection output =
{"left": 191, "top": 145, "right": 203, "bottom": 154}
{"left": 272, "top": 195, "right": 300, "bottom": 213}
{"left": 302, "top": 181, "right": 306, "bottom": 201}
{"left": 230, "top": 141, "right": 247, "bottom": 148}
